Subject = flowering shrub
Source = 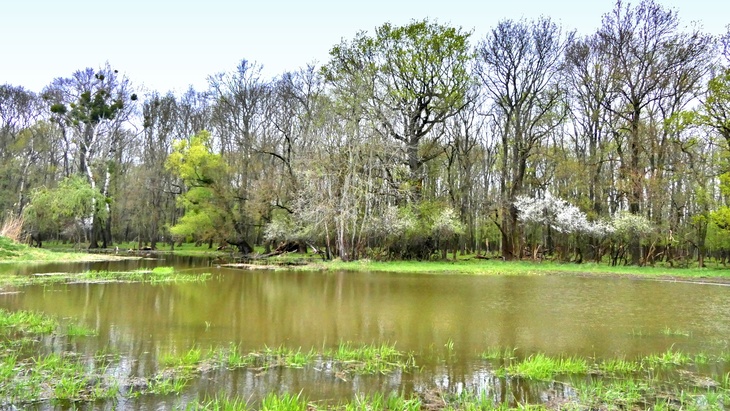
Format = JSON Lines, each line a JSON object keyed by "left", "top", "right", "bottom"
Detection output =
{"left": 514, "top": 192, "right": 612, "bottom": 238}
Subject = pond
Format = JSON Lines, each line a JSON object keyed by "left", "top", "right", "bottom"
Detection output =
{"left": 1, "top": 256, "right": 730, "bottom": 409}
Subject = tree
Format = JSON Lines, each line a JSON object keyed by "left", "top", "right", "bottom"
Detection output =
{"left": 475, "top": 17, "right": 573, "bottom": 260}
{"left": 596, "top": 0, "right": 713, "bottom": 264}
{"left": 165, "top": 130, "right": 247, "bottom": 250}
{"left": 43, "top": 65, "right": 137, "bottom": 248}
{"left": 0, "top": 85, "right": 47, "bottom": 216}
{"left": 515, "top": 192, "right": 613, "bottom": 261}
{"left": 24, "top": 175, "right": 106, "bottom": 246}
{"left": 324, "top": 19, "right": 473, "bottom": 198}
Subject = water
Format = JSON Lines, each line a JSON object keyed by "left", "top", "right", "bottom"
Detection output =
{"left": 2, "top": 257, "right": 730, "bottom": 408}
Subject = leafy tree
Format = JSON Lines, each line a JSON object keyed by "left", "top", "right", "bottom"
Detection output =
{"left": 324, "top": 19, "right": 473, "bottom": 198}
{"left": 24, "top": 175, "right": 105, "bottom": 245}
{"left": 165, "top": 130, "right": 235, "bottom": 248}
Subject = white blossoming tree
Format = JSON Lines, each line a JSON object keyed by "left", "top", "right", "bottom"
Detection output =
{"left": 608, "top": 212, "right": 655, "bottom": 266}
{"left": 514, "top": 192, "right": 613, "bottom": 261}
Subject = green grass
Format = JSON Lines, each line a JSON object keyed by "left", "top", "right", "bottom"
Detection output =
{"left": 325, "top": 342, "right": 416, "bottom": 375}
{"left": 260, "top": 392, "right": 309, "bottom": 411}
{"left": 147, "top": 375, "right": 190, "bottom": 395}
{"left": 261, "top": 345, "right": 316, "bottom": 369}
{"left": 643, "top": 347, "right": 692, "bottom": 367}
{"left": 3, "top": 332, "right": 730, "bottom": 409}
{"left": 0, "top": 235, "right": 134, "bottom": 264}
{"left": 185, "top": 394, "right": 251, "bottom": 410}
{"left": 160, "top": 346, "right": 204, "bottom": 369}
{"left": 481, "top": 347, "right": 517, "bottom": 361}
{"left": 0, "top": 352, "right": 118, "bottom": 404}
{"left": 0, "top": 308, "right": 58, "bottom": 335}
{"left": 8, "top": 235, "right": 730, "bottom": 283}
{"left": 598, "top": 357, "right": 642, "bottom": 374}
{"left": 65, "top": 323, "right": 97, "bottom": 337}
{"left": 497, "top": 352, "right": 588, "bottom": 380}
{"left": 315, "top": 257, "right": 730, "bottom": 281}
{"left": 0, "top": 267, "right": 211, "bottom": 290}
{"left": 661, "top": 326, "right": 692, "bottom": 337}
{"left": 345, "top": 392, "right": 422, "bottom": 411}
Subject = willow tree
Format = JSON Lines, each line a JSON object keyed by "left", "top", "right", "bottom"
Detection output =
{"left": 165, "top": 130, "right": 232, "bottom": 249}
{"left": 475, "top": 17, "right": 573, "bottom": 260}
{"left": 323, "top": 19, "right": 473, "bottom": 199}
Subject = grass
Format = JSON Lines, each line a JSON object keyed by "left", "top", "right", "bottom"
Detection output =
{"left": 661, "top": 326, "right": 692, "bottom": 337}
{"left": 496, "top": 352, "right": 588, "bottom": 380}
{"left": 0, "top": 235, "right": 134, "bottom": 264}
{"left": 325, "top": 342, "right": 416, "bottom": 375}
{"left": 185, "top": 394, "right": 251, "bottom": 411}
{"left": 0, "top": 308, "right": 58, "bottom": 335}
{"left": 9, "top": 234, "right": 730, "bottom": 284}
{"left": 160, "top": 346, "right": 204, "bottom": 369}
{"left": 642, "top": 347, "right": 692, "bottom": 367}
{"left": 0, "top": 266, "right": 211, "bottom": 291}
{"left": 261, "top": 345, "right": 316, "bottom": 369}
{"left": 310, "top": 257, "right": 730, "bottom": 283}
{"left": 598, "top": 357, "right": 642, "bottom": 374}
{"left": 3, "top": 329, "right": 730, "bottom": 410}
{"left": 65, "top": 322, "right": 97, "bottom": 337}
{"left": 481, "top": 347, "right": 517, "bottom": 361}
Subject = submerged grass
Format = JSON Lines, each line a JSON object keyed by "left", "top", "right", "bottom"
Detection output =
{"left": 643, "top": 348, "right": 692, "bottom": 367}
{"left": 0, "top": 266, "right": 211, "bottom": 290}
{"left": 3, "top": 332, "right": 730, "bottom": 410}
{"left": 481, "top": 347, "right": 517, "bottom": 361}
{"left": 173, "top": 342, "right": 415, "bottom": 376}
{"left": 0, "top": 308, "right": 58, "bottom": 335}
{"left": 325, "top": 342, "right": 416, "bottom": 375}
{"left": 496, "top": 353, "right": 588, "bottom": 380}
{"left": 160, "top": 346, "right": 204, "bottom": 369}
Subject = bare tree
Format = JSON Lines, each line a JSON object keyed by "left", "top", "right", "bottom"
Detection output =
{"left": 597, "top": 0, "right": 713, "bottom": 264}
{"left": 476, "top": 17, "right": 573, "bottom": 260}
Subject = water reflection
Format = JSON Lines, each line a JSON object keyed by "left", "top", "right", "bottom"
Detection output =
{"left": 2, "top": 258, "right": 730, "bottom": 407}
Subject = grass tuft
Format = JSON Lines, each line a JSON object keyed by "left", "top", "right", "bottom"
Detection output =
{"left": 498, "top": 353, "right": 588, "bottom": 380}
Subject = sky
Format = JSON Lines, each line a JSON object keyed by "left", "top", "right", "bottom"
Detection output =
{"left": 2, "top": 0, "right": 728, "bottom": 95}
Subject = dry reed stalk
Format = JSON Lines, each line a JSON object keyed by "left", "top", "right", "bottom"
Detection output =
{"left": 0, "top": 213, "right": 25, "bottom": 242}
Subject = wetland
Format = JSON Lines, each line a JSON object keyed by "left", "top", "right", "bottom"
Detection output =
{"left": 1, "top": 255, "right": 730, "bottom": 409}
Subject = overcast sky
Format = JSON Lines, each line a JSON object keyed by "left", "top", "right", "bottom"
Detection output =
{"left": 2, "top": 0, "right": 728, "bottom": 95}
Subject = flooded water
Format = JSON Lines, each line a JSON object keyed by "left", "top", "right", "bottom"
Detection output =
{"left": 2, "top": 256, "right": 730, "bottom": 408}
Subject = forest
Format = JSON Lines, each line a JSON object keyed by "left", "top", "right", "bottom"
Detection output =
{"left": 2, "top": 0, "right": 730, "bottom": 267}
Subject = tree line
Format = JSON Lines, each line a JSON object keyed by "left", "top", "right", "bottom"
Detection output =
{"left": 2, "top": 0, "right": 730, "bottom": 266}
